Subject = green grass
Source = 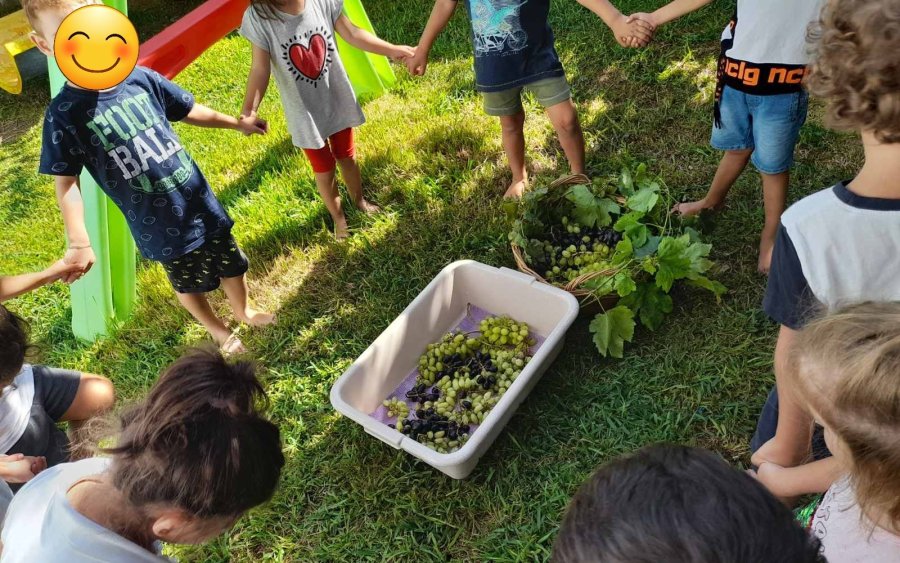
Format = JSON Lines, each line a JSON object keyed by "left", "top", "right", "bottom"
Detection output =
{"left": 0, "top": 0, "right": 861, "bottom": 561}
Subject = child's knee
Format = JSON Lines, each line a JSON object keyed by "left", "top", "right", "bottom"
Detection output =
{"left": 499, "top": 112, "right": 526, "bottom": 133}
{"left": 82, "top": 374, "right": 116, "bottom": 411}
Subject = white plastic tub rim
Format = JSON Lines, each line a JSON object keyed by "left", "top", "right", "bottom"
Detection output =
{"left": 330, "top": 260, "right": 579, "bottom": 478}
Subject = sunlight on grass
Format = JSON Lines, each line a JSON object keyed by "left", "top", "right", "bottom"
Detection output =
{"left": 658, "top": 51, "right": 717, "bottom": 105}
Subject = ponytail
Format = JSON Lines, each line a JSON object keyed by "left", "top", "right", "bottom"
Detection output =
{"left": 105, "top": 347, "right": 284, "bottom": 517}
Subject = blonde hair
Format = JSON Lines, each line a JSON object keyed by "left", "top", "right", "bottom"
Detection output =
{"left": 19, "top": 0, "right": 98, "bottom": 34}
{"left": 806, "top": 0, "right": 900, "bottom": 143}
{"left": 790, "top": 302, "right": 900, "bottom": 532}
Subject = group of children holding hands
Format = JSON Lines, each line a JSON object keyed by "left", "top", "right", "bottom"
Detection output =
{"left": 0, "top": 0, "right": 897, "bottom": 559}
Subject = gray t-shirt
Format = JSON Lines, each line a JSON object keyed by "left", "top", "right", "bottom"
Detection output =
{"left": 240, "top": 1, "right": 365, "bottom": 149}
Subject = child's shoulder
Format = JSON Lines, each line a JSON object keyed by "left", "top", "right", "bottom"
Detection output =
{"left": 782, "top": 184, "right": 843, "bottom": 227}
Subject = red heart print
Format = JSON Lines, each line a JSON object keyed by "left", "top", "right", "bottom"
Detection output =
{"left": 288, "top": 34, "right": 327, "bottom": 80}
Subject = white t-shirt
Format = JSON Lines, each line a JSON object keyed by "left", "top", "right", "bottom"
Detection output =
{"left": 0, "top": 480, "right": 12, "bottom": 525}
{"left": 812, "top": 477, "right": 900, "bottom": 563}
{"left": 0, "top": 458, "right": 172, "bottom": 562}
{"left": 723, "top": 0, "right": 825, "bottom": 66}
{"left": 0, "top": 366, "right": 35, "bottom": 454}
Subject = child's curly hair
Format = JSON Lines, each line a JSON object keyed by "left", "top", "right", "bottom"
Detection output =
{"left": 806, "top": 0, "right": 900, "bottom": 143}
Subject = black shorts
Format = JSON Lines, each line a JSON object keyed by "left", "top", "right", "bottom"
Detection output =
{"left": 6, "top": 366, "right": 81, "bottom": 475}
{"left": 160, "top": 232, "right": 250, "bottom": 294}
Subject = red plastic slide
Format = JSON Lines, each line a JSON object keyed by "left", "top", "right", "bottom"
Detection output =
{"left": 138, "top": 0, "right": 249, "bottom": 79}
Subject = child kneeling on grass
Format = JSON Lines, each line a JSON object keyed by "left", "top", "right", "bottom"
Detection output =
{"left": 755, "top": 303, "right": 900, "bottom": 562}
{"left": 627, "top": 0, "right": 825, "bottom": 272}
{"left": 552, "top": 444, "right": 824, "bottom": 563}
{"left": 0, "top": 304, "right": 114, "bottom": 487}
{"left": 0, "top": 348, "right": 285, "bottom": 561}
{"left": 25, "top": 0, "right": 276, "bottom": 355}
{"left": 240, "top": 0, "right": 415, "bottom": 240}
{"left": 407, "top": 0, "right": 653, "bottom": 199}
{"left": 749, "top": 0, "right": 900, "bottom": 479}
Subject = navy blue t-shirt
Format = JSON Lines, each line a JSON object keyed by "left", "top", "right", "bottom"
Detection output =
{"left": 39, "top": 66, "right": 232, "bottom": 261}
{"left": 459, "top": 0, "right": 565, "bottom": 92}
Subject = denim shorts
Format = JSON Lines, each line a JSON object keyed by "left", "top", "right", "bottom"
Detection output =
{"left": 482, "top": 76, "right": 571, "bottom": 117}
{"left": 711, "top": 85, "right": 809, "bottom": 175}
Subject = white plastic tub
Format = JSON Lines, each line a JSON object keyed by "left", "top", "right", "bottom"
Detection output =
{"left": 330, "top": 260, "right": 580, "bottom": 479}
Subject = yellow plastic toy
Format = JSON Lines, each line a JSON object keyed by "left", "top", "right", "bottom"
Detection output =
{"left": 0, "top": 10, "right": 35, "bottom": 95}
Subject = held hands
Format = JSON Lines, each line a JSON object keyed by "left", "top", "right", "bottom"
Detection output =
{"left": 0, "top": 453, "right": 47, "bottom": 484}
{"left": 62, "top": 246, "right": 96, "bottom": 284}
{"left": 45, "top": 259, "right": 85, "bottom": 284}
{"left": 237, "top": 113, "right": 268, "bottom": 136}
{"left": 406, "top": 46, "right": 429, "bottom": 76}
{"left": 613, "top": 13, "right": 657, "bottom": 48}
{"left": 390, "top": 45, "right": 417, "bottom": 63}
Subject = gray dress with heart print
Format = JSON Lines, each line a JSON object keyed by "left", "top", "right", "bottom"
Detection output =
{"left": 240, "top": 0, "right": 365, "bottom": 149}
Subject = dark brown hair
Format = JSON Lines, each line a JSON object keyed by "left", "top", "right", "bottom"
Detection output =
{"left": 790, "top": 302, "right": 900, "bottom": 533}
{"left": 105, "top": 347, "right": 284, "bottom": 517}
{"left": 552, "top": 445, "right": 824, "bottom": 563}
{"left": 0, "top": 304, "right": 31, "bottom": 387}
{"left": 806, "top": 0, "right": 900, "bottom": 143}
{"left": 249, "top": 0, "right": 286, "bottom": 21}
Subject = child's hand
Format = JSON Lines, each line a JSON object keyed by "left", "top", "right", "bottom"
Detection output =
{"left": 63, "top": 246, "right": 96, "bottom": 283}
{"left": 611, "top": 13, "right": 655, "bottom": 48}
{"left": 390, "top": 45, "right": 416, "bottom": 62}
{"left": 238, "top": 113, "right": 268, "bottom": 136}
{"left": 406, "top": 47, "right": 429, "bottom": 76}
{"left": 45, "top": 259, "right": 84, "bottom": 283}
{"left": 0, "top": 454, "right": 47, "bottom": 484}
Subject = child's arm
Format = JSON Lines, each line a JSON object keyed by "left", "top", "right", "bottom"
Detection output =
{"left": 182, "top": 103, "right": 268, "bottom": 136}
{"left": 628, "top": 0, "right": 713, "bottom": 30}
{"left": 407, "top": 0, "right": 458, "bottom": 76}
{"left": 0, "top": 261, "right": 82, "bottom": 302}
{"left": 334, "top": 15, "right": 415, "bottom": 62}
{"left": 577, "top": 0, "right": 656, "bottom": 47}
{"left": 240, "top": 44, "right": 273, "bottom": 133}
{"left": 0, "top": 454, "right": 47, "bottom": 484}
{"left": 55, "top": 175, "right": 95, "bottom": 282}
{"left": 756, "top": 457, "right": 843, "bottom": 499}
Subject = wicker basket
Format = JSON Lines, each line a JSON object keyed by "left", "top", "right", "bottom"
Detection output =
{"left": 510, "top": 174, "right": 623, "bottom": 310}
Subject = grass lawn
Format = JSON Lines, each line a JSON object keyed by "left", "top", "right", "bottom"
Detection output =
{"left": 0, "top": 0, "right": 860, "bottom": 560}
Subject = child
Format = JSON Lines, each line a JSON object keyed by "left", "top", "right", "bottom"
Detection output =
{"left": 25, "top": 0, "right": 275, "bottom": 354}
{"left": 755, "top": 303, "right": 900, "bottom": 561}
{"left": 407, "top": 0, "right": 653, "bottom": 199}
{"left": 749, "top": 0, "right": 900, "bottom": 473}
{"left": 239, "top": 0, "right": 414, "bottom": 240}
{"left": 0, "top": 347, "right": 285, "bottom": 560}
{"left": 628, "top": 0, "right": 825, "bottom": 272}
{"left": 0, "top": 304, "right": 114, "bottom": 486}
{"left": 552, "top": 444, "right": 824, "bottom": 563}
{"left": 0, "top": 259, "right": 83, "bottom": 301}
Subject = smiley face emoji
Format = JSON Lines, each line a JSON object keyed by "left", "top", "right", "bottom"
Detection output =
{"left": 54, "top": 5, "right": 139, "bottom": 90}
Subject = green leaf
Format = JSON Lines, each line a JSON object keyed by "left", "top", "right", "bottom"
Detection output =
{"left": 627, "top": 185, "right": 660, "bottom": 214}
{"left": 501, "top": 199, "right": 519, "bottom": 220}
{"left": 619, "top": 167, "right": 635, "bottom": 196}
{"left": 683, "top": 239, "right": 715, "bottom": 275}
{"left": 687, "top": 276, "right": 728, "bottom": 300}
{"left": 614, "top": 273, "right": 637, "bottom": 297}
{"left": 590, "top": 306, "right": 636, "bottom": 358}
{"left": 614, "top": 211, "right": 649, "bottom": 247}
{"left": 612, "top": 237, "right": 634, "bottom": 266}
{"left": 620, "top": 282, "right": 674, "bottom": 331}
{"left": 633, "top": 163, "right": 648, "bottom": 188}
{"left": 655, "top": 236, "right": 693, "bottom": 291}
{"left": 523, "top": 239, "right": 547, "bottom": 263}
{"left": 634, "top": 235, "right": 661, "bottom": 259}
{"left": 566, "top": 185, "right": 620, "bottom": 228}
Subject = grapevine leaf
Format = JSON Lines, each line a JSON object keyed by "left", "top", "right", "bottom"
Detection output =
{"left": 641, "top": 257, "right": 658, "bottom": 274}
{"left": 619, "top": 167, "right": 635, "bottom": 196}
{"left": 627, "top": 185, "right": 660, "bottom": 214}
{"left": 614, "top": 211, "right": 649, "bottom": 247}
{"left": 633, "top": 163, "right": 649, "bottom": 187}
{"left": 590, "top": 306, "right": 636, "bottom": 358}
{"left": 614, "top": 272, "right": 637, "bottom": 297}
{"left": 612, "top": 237, "right": 634, "bottom": 266}
{"left": 566, "top": 185, "right": 620, "bottom": 228}
{"left": 523, "top": 239, "right": 546, "bottom": 263}
{"left": 634, "top": 235, "right": 661, "bottom": 259}
{"left": 683, "top": 239, "right": 715, "bottom": 276}
{"left": 655, "top": 235, "right": 693, "bottom": 291}
{"left": 509, "top": 223, "right": 529, "bottom": 250}
{"left": 501, "top": 199, "right": 519, "bottom": 220}
{"left": 620, "top": 282, "right": 674, "bottom": 331}
{"left": 687, "top": 276, "right": 728, "bottom": 300}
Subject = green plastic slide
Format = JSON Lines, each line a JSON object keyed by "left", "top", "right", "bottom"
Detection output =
{"left": 336, "top": 0, "right": 396, "bottom": 98}
{"left": 48, "top": 0, "right": 135, "bottom": 342}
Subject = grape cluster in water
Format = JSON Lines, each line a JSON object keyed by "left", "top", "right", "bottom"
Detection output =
{"left": 384, "top": 317, "right": 533, "bottom": 454}
{"left": 527, "top": 217, "right": 623, "bottom": 284}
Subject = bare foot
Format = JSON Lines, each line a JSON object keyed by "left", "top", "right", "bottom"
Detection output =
{"left": 504, "top": 178, "right": 527, "bottom": 199}
{"left": 751, "top": 437, "right": 808, "bottom": 469}
{"left": 334, "top": 215, "right": 350, "bottom": 242}
{"left": 219, "top": 333, "right": 247, "bottom": 357}
{"left": 237, "top": 308, "right": 277, "bottom": 327}
{"left": 355, "top": 198, "right": 381, "bottom": 214}
{"left": 672, "top": 198, "right": 722, "bottom": 217}
{"left": 758, "top": 232, "right": 776, "bottom": 274}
